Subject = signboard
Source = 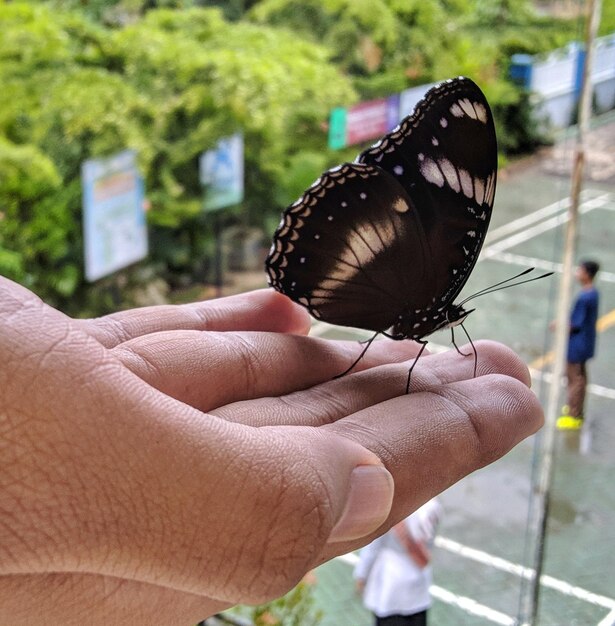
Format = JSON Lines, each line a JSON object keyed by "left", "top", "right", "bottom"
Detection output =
{"left": 346, "top": 96, "right": 399, "bottom": 146}
{"left": 199, "top": 133, "right": 244, "bottom": 211}
{"left": 82, "top": 150, "right": 147, "bottom": 282}
{"left": 327, "top": 96, "right": 399, "bottom": 150}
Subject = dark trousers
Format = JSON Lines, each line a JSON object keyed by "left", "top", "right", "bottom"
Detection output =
{"left": 566, "top": 361, "right": 587, "bottom": 418}
{"left": 375, "top": 610, "right": 427, "bottom": 626}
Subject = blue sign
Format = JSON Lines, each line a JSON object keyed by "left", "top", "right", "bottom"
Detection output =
{"left": 200, "top": 133, "right": 244, "bottom": 211}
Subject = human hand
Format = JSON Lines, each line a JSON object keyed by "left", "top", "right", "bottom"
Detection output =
{"left": 0, "top": 277, "right": 543, "bottom": 625}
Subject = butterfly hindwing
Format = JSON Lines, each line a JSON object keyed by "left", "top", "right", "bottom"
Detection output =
{"left": 266, "top": 162, "right": 436, "bottom": 331}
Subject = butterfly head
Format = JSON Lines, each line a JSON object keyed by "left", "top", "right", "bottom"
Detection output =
{"left": 443, "top": 305, "right": 474, "bottom": 330}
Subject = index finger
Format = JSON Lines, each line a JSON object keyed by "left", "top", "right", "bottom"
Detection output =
{"left": 80, "top": 290, "right": 311, "bottom": 348}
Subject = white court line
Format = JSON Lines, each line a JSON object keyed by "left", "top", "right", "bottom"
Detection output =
{"left": 530, "top": 367, "right": 615, "bottom": 401}
{"left": 481, "top": 193, "right": 612, "bottom": 259}
{"left": 484, "top": 188, "right": 600, "bottom": 244}
{"left": 597, "top": 607, "right": 615, "bottom": 626}
{"left": 336, "top": 552, "right": 359, "bottom": 566}
{"left": 338, "top": 537, "right": 615, "bottom": 622}
{"left": 430, "top": 585, "right": 516, "bottom": 625}
{"left": 436, "top": 537, "right": 615, "bottom": 611}
{"left": 336, "top": 553, "right": 517, "bottom": 625}
{"left": 486, "top": 251, "right": 615, "bottom": 284}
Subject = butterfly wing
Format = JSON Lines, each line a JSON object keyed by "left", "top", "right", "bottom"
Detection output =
{"left": 358, "top": 77, "right": 497, "bottom": 308}
{"left": 266, "top": 162, "right": 436, "bottom": 332}
{"left": 266, "top": 77, "right": 497, "bottom": 336}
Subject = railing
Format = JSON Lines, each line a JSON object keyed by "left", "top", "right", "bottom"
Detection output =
{"left": 510, "top": 33, "right": 615, "bottom": 129}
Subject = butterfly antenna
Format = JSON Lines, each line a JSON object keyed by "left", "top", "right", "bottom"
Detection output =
{"left": 458, "top": 268, "right": 533, "bottom": 304}
{"left": 406, "top": 341, "right": 429, "bottom": 394}
{"left": 459, "top": 268, "right": 554, "bottom": 306}
{"left": 333, "top": 331, "right": 380, "bottom": 380}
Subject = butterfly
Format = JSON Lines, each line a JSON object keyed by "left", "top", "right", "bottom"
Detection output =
{"left": 265, "top": 77, "right": 498, "bottom": 390}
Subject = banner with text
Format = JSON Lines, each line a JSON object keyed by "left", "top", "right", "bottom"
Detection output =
{"left": 82, "top": 150, "right": 147, "bottom": 282}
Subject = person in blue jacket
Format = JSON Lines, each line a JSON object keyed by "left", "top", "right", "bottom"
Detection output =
{"left": 558, "top": 260, "right": 600, "bottom": 430}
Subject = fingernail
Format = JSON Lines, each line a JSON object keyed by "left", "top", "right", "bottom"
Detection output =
{"left": 327, "top": 465, "right": 394, "bottom": 543}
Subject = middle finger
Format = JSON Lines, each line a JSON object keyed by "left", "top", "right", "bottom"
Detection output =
{"left": 213, "top": 340, "right": 530, "bottom": 427}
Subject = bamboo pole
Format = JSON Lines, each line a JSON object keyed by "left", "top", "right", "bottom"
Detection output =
{"left": 527, "top": 0, "right": 602, "bottom": 623}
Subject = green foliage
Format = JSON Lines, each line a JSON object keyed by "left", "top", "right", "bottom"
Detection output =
{"left": 227, "top": 579, "right": 323, "bottom": 626}
{"left": 249, "top": 0, "right": 461, "bottom": 82}
{"left": 0, "top": 1, "right": 354, "bottom": 311}
{"left": 601, "top": 1, "right": 615, "bottom": 35}
{"left": 248, "top": 0, "right": 557, "bottom": 156}
{"left": 0, "top": 138, "right": 62, "bottom": 286}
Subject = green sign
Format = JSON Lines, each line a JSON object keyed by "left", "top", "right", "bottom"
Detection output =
{"left": 328, "top": 107, "right": 347, "bottom": 150}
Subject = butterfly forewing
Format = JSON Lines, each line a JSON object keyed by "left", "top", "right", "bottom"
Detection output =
{"left": 358, "top": 77, "right": 497, "bottom": 310}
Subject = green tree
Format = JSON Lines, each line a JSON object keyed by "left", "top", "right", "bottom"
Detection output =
{"left": 0, "top": 2, "right": 355, "bottom": 310}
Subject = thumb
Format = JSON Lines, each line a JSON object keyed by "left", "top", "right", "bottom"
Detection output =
{"left": 315, "top": 433, "right": 394, "bottom": 544}
{"left": 201, "top": 425, "right": 394, "bottom": 603}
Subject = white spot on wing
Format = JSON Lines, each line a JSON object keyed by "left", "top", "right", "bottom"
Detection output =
{"left": 486, "top": 173, "right": 496, "bottom": 205}
{"left": 459, "top": 168, "right": 473, "bottom": 198}
{"left": 476, "top": 103, "right": 488, "bottom": 123}
{"left": 439, "top": 159, "right": 460, "bottom": 193}
{"left": 450, "top": 103, "right": 464, "bottom": 117}
{"left": 309, "top": 217, "right": 398, "bottom": 308}
{"left": 393, "top": 197, "right": 410, "bottom": 213}
{"left": 393, "top": 165, "right": 404, "bottom": 175}
{"left": 459, "top": 98, "right": 476, "bottom": 118}
{"left": 474, "top": 177, "right": 485, "bottom": 205}
{"left": 420, "top": 157, "right": 445, "bottom": 188}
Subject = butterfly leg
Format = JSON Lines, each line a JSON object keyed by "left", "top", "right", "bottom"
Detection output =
{"left": 405, "top": 341, "right": 428, "bottom": 394}
{"left": 450, "top": 326, "right": 472, "bottom": 357}
{"left": 333, "top": 331, "right": 380, "bottom": 379}
{"left": 460, "top": 323, "right": 478, "bottom": 378}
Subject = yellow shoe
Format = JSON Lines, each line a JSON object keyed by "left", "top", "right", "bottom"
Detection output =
{"left": 556, "top": 415, "right": 584, "bottom": 430}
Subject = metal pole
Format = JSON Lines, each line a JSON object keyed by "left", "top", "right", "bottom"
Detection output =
{"left": 214, "top": 210, "right": 224, "bottom": 298}
{"left": 527, "top": 0, "right": 602, "bottom": 623}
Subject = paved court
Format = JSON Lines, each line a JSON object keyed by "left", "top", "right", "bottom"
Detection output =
{"left": 309, "top": 115, "right": 615, "bottom": 626}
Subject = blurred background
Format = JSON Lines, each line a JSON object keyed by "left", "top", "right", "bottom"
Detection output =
{"left": 1, "top": 0, "right": 614, "bottom": 624}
